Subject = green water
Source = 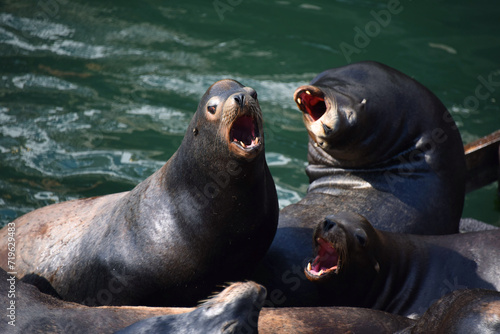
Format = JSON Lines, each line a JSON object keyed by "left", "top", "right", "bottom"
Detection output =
{"left": 0, "top": 0, "right": 499, "bottom": 227}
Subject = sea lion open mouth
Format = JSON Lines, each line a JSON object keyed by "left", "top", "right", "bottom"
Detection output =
{"left": 295, "top": 89, "right": 327, "bottom": 122}
{"left": 230, "top": 115, "right": 261, "bottom": 151}
{"left": 306, "top": 237, "right": 340, "bottom": 279}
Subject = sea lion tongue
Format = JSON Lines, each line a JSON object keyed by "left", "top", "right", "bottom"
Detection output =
{"left": 231, "top": 115, "right": 260, "bottom": 148}
{"left": 296, "top": 89, "right": 327, "bottom": 121}
{"left": 308, "top": 238, "right": 339, "bottom": 276}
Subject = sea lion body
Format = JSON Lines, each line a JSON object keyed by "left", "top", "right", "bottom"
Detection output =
{"left": 0, "top": 268, "right": 264, "bottom": 334}
{"left": 5, "top": 263, "right": 496, "bottom": 334}
{"left": 305, "top": 212, "right": 500, "bottom": 316}
{"left": 0, "top": 80, "right": 279, "bottom": 306}
{"left": 116, "top": 281, "right": 266, "bottom": 334}
{"left": 0, "top": 267, "right": 413, "bottom": 334}
{"left": 254, "top": 61, "right": 465, "bottom": 306}
{"left": 0, "top": 268, "right": 188, "bottom": 333}
{"left": 258, "top": 307, "right": 414, "bottom": 334}
{"left": 399, "top": 289, "right": 500, "bottom": 334}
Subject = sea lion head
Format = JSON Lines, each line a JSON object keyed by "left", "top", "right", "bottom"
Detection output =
{"left": 294, "top": 61, "right": 446, "bottom": 167}
{"left": 294, "top": 78, "right": 364, "bottom": 155}
{"left": 195, "top": 281, "right": 267, "bottom": 334}
{"left": 305, "top": 212, "right": 381, "bottom": 285}
{"left": 115, "top": 281, "right": 266, "bottom": 334}
{"left": 189, "top": 79, "right": 264, "bottom": 162}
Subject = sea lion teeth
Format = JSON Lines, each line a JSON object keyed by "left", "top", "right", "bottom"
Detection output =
{"left": 307, "top": 262, "right": 312, "bottom": 272}
{"left": 240, "top": 141, "right": 246, "bottom": 148}
{"left": 319, "top": 269, "right": 324, "bottom": 275}
{"left": 297, "top": 97, "right": 302, "bottom": 105}
{"left": 305, "top": 90, "right": 311, "bottom": 95}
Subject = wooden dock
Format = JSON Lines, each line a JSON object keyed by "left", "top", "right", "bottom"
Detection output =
{"left": 464, "top": 129, "right": 500, "bottom": 194}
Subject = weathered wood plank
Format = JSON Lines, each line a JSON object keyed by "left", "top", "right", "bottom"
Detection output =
{"left": 464, "top": 129, "right": 500, "bottom": 193}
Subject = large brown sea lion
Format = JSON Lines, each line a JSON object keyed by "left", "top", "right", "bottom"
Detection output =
{"left": 0, "top": 79, "right": 279, "bottom": 307}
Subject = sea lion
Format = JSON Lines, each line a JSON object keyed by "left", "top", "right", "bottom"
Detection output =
{"left": 253, "top": 61, "right": 465, "bottom": 306}
{"left": 0, "top": 267, "right": 413, "bottom": 334}
{"left": 0, "top": 268, "right": 187, "bottom": 333}
{"left": 293, "top": 60, "right": 465, "bottom": 234}
{"left": 258, "top": 307, "right": 414, "bottom": 334}
{"left": 0, "top": 79, "right": 279, "bottom": 307}
{"left": 304, "top": 212, "right": 500, "bottom": 316}
{"left": 115, "top": 281, "right": 266, "bottom": 334}
{"left": 6, "top": 263, "right": 494, "bottom": 334}
{"left": 0, "top": 267, "right": 264, "bottom": 334}
{"left": 399, "top": 289, "right": 500, "bottom": 334}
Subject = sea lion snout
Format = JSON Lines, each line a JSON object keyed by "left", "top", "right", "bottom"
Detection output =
{"left": 224, "top": 87, "right": 264, "bottom": 160}
{"left": 323, "top": 216, "right": 337, "bottom": 232}
{"left": 232, "top": 87, "right": 258, "bottom": 109}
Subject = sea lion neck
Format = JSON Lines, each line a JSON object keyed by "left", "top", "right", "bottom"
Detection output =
{"left": 167, "top": 132, "right": 266, "bottom": 186}
{"left": 369, "top": 231, "right": 428, "bottom": 313}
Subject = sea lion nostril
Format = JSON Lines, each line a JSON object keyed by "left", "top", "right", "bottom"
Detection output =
{"left": 322, "top": 123, "right": 332, "bottom": 135}
{"left": 323, "top": 218, "right": 336, "bottom": 231}
{"left": 234, "top": 93, "right": 245, "bottom": 108}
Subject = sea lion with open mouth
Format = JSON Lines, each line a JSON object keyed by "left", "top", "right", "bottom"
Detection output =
{"left": 305, "top": 212, "right": 500, "bottom": 316}
{"left": 293, "top": 61, "right": 465, "bottom": 234}
{"left": 0, "top": 79, "right": 279, "bottom": 307}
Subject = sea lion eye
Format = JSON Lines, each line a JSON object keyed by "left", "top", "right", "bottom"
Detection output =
{"left": 354, "top": 229, "right": 367, "bottom": 246}
{"left": 207, "top": 105, "right": 217, "bottom": 114}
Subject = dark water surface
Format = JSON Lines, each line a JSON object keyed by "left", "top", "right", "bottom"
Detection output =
{"left": 0, "top": 0, "right": 499, "bottom": 227}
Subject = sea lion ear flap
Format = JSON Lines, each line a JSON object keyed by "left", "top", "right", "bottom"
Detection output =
{"left": 368, "top": 252, "right": 380, "bottom": 273}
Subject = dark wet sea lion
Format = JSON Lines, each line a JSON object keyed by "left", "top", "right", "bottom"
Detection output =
{"left": 398, "top": 289, "right": 500, "bottom": 334}
{"left": 293, "top": 60, "right": 465, "bottom": 234}
{"left": 253, "top": 61, "right": 465, "bottom": 306}
{"left": 7, "top": 263, "right": 494, "bottom": 334}
{"left": 115, "top": 281, "right": 266, "bottom": 334}
{"left": 0, "top": 267, "right": 412, "bottom": 334}
{"left": 305, "top": 212, "right": 500, "bottom": 316}
{"left": 0, "top": 268, "right": 264, "bottom": 334}
{"left": 258, "top": 307, "right": 414, "bottom": 334}
{"left": 0, "top": 79, "right": 279, "bottom": 307}
{"left": 0, "top": 268, "right": 188, "bottom": 333}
